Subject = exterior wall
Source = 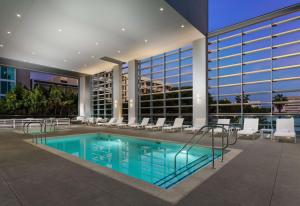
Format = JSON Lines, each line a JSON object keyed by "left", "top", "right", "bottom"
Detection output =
{"left": 16, "top": 68, "right": 30, "bottom": 89}
{"left": 193, "top": 38, "right": 207, "bottom": 125}
{"left": 128, "top": 60, "right": 138, "bottom": 120}
{"left": 207, "top": 9, "right": 300, "bottom": 131}
{"left": 79, "top": 75, "right": 91, "bottom": 117}
{"left": 112, "top": 65, "right": 122, "bottom": 119}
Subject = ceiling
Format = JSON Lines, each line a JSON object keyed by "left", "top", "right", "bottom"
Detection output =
{"left": 0, "top": 0, "right": 204, "bottom": 75}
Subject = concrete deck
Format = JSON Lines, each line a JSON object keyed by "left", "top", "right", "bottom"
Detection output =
{"left": 0, "top": 126, "right": 299, "bottom": 206}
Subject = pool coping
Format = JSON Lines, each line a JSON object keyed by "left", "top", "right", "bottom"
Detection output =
{"left": 24, "top": 132, "right": 242, "bottom": 204}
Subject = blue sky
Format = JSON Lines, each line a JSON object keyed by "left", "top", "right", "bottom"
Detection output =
{"left": 209, "top": 0, "right": 300, "bottom": 31}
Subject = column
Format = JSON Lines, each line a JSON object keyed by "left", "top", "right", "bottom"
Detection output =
{"left": 193, "top": 38, "right": 207, "bottom": 125}
{"left": 79, "top": 75, "right": 92, "bottom": 117}
{"left": 112, "top": 65, "right": 122, "bottom": 118}
{"left": 128, "top": 60, "right": 138, "bottom": 121}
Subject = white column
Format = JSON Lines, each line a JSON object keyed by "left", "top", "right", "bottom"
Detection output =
{"left": 193, "top": 38, "right": 207, "bottom": 125}
{"left": 112, "top": 65, "right": 122, "bottom": 118}
{"left": 128, "top": 60, "right": 138, "bottom": 121}
{"left": 79, "top": 75, "right": 91, "bottom": 117}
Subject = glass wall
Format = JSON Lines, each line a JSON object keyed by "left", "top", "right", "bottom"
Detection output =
{"left": 92, "top": 71, "right": 113, "bottom": 118}
{"left": 0, "top": 66, "right": 16, "bottom": 98}
{"left": 138, "top": 45, "right": 193, "bottom": 124}
{"left": 122, "top": 64, "right": 128, "bottom": 121}
{"left": 208, "top": 11, "right": 300, "bottom": 131}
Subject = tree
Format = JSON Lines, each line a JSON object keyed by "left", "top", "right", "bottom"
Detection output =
{"left": 273, "top": 94, "right": 288, "bottom": 113}
{"left": 28, "top": 86, "right": 46, "bottom": 115}
{"left": 48, "top": 86, "right": 63, "bottom": 116}
{"left": 5, "top": 91, "right": 17, "bottom": 114}
{"left": 0, "top": 84, "right": 78, "bottom": 117}
{"left": 235, "top": 93, "right": 250, "bottom": 103}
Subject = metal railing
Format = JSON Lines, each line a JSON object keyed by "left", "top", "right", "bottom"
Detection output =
{"left": 174, "top": 124, "right": 238, "bottom": 173}
{"left": 23, "top": 120, "right": 57, "bottom": 143}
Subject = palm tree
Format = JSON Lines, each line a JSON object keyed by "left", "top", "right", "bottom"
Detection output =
{"left": 273, "top": 94, "right": 288, "bottom": 113}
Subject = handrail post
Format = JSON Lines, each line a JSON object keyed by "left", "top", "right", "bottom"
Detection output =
{"left": 212, "top": 128, "right": 215, "bottom": 169}
{"left": 221, "top": 127, "right": 224, "bottom": 162}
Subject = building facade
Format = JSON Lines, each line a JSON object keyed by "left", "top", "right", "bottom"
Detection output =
{"left": 87, "top": 6, "right": 300, "bottom": 131}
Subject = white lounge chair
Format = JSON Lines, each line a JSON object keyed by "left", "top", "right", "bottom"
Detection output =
{"left": 71, "top": 116, "right": 86, "bottom": 124}
{"left": 86, "top": 117, "right": 95, "bottom": 125}
{"left": 56, "top": 118, "right": 71, "bottom": 127}
{"left": 110, "top": 117, "right": 124, "bottom": 127}
{"left": 129, "top": 118, "right": 150, "bottom": 129}
{"left": 237, "top": 118, "right": 259, "bottom": 139}
{"left": 118, "top": 117, "right": 136, "bottom": 128}
{"left": 95, "top": 117, "right": 103, "bottom": 124}
{"left": 162, "top": 118, "right": 184, "bottom": 132}
{"left": 97, "top": 118, "right": 116, "bottom": 126}
{"left": 213, "top": 119, "right": 230, "bottom": 133}
{"left": 184, "top": 118, "right": 206, "bottom": 133}
{"left": 145, "top": 118, "right": 166, "bottom": 131}
{"left": 274, "top": 118, "right": 296, "bottom": 143}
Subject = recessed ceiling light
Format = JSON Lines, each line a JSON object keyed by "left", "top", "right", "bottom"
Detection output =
{"left": 144, "top": 39, "right": 148, "bottom": 43}
{"left": 7, "top": 31, "right": 11, "bottom": 34}
{"left": 180, "top": 24, "right": 185, "bottom": 28}
{"left": 160, "top": 7, "right": 164, "bottom": 12}
{"left": 58, "top": 28, "right": 62, "bottom": 32}
{"left": 91, "top": 55, "right": 95, "bottom": 58}
{"left": 95, "top": 42, "right": 99, "bottom": 46}
{"left": 63, "top": 59, "right": 67, "bottom": 62}
{"left": 16, "top": 13, "right": 21, "bottom": 18}
{"left": 117, "top": 50, "right": 121, "bottom": 53}
{"left": 121, "top": 27, "right": 126, "bottom": 32}
{"left": 0, "top": 44, "right": 4, "bottom": 48}
{"left": 77, "top": 51, "right": 81, "bottom": 54}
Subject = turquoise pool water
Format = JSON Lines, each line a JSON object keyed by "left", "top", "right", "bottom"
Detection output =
{"left": 42, "top": 133, "right": 221, "bottom": 189}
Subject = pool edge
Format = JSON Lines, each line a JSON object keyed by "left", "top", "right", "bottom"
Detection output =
{"left": 24, "top": 137, "right": 242, "bottom": 204}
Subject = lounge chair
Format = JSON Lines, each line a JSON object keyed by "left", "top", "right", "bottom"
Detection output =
{"left": 162, "top": 118, "right": 184, "bottom": 132}
{"left": 118, "top": 117, "right": 136, "bottom": 128}
{"left": 56, "top": 118, "right": 71, "bottom": 127}
{"left": 237, "top": 118, "right": 259, "bottom": 139}
{"left": 129, "top": 118, "right": 150, "bottom": 129}
{"left": 95, "top": 117, "right": 103, "bottom": 124}
{"left": 274, "top": 118, "right": 296, "bottom": 143}
{"left": 97, "top": 118, "right": 116, "bottom": 126}
{"left": 184, "top": 118, "right": 206, "bottom": 133}
{"left": 110, "top": 117, "right": 124, "bottom": 127}
{"left": 145, "top": 118, "right": 166, "bottom": 131}
{"left": 86, "top": 117, "right": 95, "bottom": 125}
{"left": 213, "top": 119, "right": 230, "bottom": 133}
{"left": 71, "top": 116, "right": 86, "bottom": 124}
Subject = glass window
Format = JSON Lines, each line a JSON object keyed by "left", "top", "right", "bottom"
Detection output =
{"left": 1, "top": 82, "right": 7, "bottom": 94}
{"left": 7, "top": 67, "right": 15, "bottom": 80}
{"left": 208, "top": 10, "right": 300, "bottom": 129}
{"left": 1, "top": 67, "right": 7, "bottom": 79}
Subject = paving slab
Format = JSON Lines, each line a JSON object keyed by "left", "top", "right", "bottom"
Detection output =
{"left": 0, "top": 126, "right": 299, "bottom": 206}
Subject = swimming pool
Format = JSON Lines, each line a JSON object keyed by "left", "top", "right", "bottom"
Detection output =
{"left": 41, "top": 133, "right": 222, "bottom": 189}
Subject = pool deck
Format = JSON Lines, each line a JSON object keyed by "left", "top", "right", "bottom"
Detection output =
{"left": 0, "top": 126, "right": 300, "bottom": 206}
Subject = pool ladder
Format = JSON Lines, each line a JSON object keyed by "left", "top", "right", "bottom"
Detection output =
{"left": 23, "top": 121, "right": 56, "bottom": 143}
{"left": 154, "top": 124, "right": 238, "bottom": 189}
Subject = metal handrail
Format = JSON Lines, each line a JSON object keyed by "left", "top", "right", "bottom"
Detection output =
{"left": 174, "top": 124, "right": 237, "bottom": 174}
{"left": 155, "top": 154, "right": 209, "bottom": 187}
{"left": 23, "top": 121, "right": 47, "bottom": 143}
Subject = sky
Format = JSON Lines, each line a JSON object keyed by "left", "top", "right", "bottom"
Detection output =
{"left": 209, "top": 0, "right": 300, "bottom": 32}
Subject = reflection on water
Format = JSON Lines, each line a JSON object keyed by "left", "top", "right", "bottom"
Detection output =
{"left": 44, "top": 133, "right": 220, "bottom": 185}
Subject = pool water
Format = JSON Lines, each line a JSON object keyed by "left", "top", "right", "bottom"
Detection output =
{"left": 42, "top": 133, "right": 222, "bottom": 189}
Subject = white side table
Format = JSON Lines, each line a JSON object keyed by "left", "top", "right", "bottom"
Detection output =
{"left": 260, "top": 129, "right": 274, "bottom": 140}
